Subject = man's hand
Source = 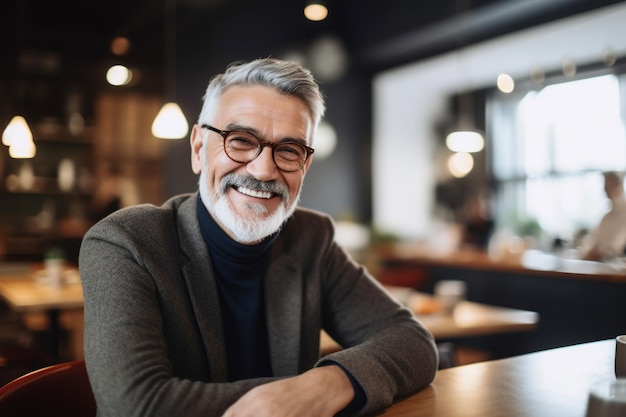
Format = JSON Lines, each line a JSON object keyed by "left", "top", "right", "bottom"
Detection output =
{"left": 222, "top": 365, "right": 355, "bottom": 417}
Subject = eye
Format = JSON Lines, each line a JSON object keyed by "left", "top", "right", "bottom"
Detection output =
{"left": 226, "top": 132, "right": 258, "bottom": 149}
{"left": 276, "top": 143, "right": 306, "bottom": 159}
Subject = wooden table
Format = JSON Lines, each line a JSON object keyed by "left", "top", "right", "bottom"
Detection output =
{"left": 0, "top": 264, "right": 84, "bottom": 359}
{"left": 375, "top": 339, "right": 615, "bottom": 417}
{"left": 321, "top": 286, "right": 539, "bottom": 354}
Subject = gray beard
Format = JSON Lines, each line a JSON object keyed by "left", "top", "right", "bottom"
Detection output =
{"left": 198, "top": 169, "right": 299, "bottom": 244}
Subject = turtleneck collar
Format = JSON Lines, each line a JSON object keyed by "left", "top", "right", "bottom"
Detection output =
{"left": 196, "top": 194, "right": 278, "bottom": 274}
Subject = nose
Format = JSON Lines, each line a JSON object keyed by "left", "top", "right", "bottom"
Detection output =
{"left": 245, "top": 146, "right": 278, "bottom": 181}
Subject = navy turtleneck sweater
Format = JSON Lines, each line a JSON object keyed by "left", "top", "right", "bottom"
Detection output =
{"left": 197, "top": 196, "right": 366, "bottom": 412}
{"left": 196, "top": 196, "right": 276, "bottom": 381}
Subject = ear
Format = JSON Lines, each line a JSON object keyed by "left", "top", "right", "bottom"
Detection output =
{"left": 302, "top": 152, "right": 314, "bottom": 173}
{"left": 190, "top": 124, "right": 204, "bottom": 174}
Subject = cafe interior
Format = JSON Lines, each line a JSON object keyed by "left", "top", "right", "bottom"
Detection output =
{"left": 1, "top": 0, "right": 626, "bottom": 414}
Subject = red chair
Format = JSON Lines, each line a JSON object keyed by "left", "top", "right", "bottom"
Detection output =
{"left": 0, "top": 360, "right": 96, "bottom": 416}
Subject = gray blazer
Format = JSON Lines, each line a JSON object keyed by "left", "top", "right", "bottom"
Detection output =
{"left": 79, "top": 192, "right": 438, "bottom": 417}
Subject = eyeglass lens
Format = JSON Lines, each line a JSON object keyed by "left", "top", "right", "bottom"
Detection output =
{"left": 224, "top": 131, "right": 309, "bottom": 171}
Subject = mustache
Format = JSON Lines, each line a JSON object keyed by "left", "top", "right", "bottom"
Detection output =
{"left": 220, "top": 174, "right": 290, "bottom": 201}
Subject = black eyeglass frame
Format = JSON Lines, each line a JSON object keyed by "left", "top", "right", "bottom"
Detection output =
{"left": 201, "top": 124, "right": 315, "bottom": 172}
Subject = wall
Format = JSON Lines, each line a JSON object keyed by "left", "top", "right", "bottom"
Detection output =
{"left": 373, "top": 2, "right": 626, "bottom": 240}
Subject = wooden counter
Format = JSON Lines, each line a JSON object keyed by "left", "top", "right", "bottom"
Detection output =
{"left": 373, "top": 242, "right": 626, "bottom": 283}
{"left": 367, "top": 243, "right": 626, "bottom": 358}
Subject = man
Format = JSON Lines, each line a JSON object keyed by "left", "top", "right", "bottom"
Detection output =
{"left": 79, "top": 58, "right": 438, "bottom": 417}
{"left": 581, "top": 171, "right": 626, "bottom": 261}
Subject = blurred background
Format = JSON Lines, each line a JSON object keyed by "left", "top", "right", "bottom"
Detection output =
{"left": 1, "top": 0, "right": 625, "bottom": 262}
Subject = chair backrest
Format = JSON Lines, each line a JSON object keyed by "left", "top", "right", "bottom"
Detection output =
{"left": 0, "top": 360, "right": 96, "bottom": 417}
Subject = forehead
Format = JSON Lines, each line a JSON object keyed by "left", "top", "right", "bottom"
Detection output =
{"left": 215, "top": 85, "right": 313, "bottom": 131}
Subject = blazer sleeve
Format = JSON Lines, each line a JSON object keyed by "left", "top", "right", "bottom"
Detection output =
{"left": 79, "top": 205, "right": 288, "bottom": 417}
{"left": 301, "top": 213, "right": 439, "bottom": 415}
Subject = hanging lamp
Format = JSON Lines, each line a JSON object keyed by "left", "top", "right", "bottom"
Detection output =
{"left": 152, "top": 102, "right": 188, "bottom": 139}
{"left": 3, "top": 3, "right": 36, "bottom": 158}
{"left": 445, "top": 1, "right": 484, "bottom": 156}
{"left": 152, "top": 0, "right": 188, "bottom": 139}
{"left": 3, "top": 115, "right": 36, "bottom": 158}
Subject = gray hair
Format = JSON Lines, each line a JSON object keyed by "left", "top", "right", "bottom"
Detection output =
{"left": 197, "top": 58, "right": 326, "bottom": 144}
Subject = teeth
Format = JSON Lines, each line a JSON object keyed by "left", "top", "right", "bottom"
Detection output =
{"left": 238, "top": 186, "right": 272, "bottom": 199}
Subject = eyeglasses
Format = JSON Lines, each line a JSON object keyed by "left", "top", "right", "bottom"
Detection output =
{"left": 201, "top": 124, "right": 314, "bottom": 172}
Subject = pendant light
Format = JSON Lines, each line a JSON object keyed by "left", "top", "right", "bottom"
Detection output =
{"left": 3, "top": 3, "right": 36, "bottom": 158}
{"left": 2, "top": 115, "right": 36, "bottom": 158}
{"left": 445, "top": 0, "right": 484, "bottom": 155}
{"left": 152, "top": 102, "right": 188, "bottom": 139}
{"left": 151, "top": 0, "right": 188, "bottom": 139}
{"left": 445, "top": 93, "right": 484, "bottom": 153}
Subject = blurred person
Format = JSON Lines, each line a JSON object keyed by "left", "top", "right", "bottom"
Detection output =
{"left": 79, "top": 58, "right": 438, "bottom": 417}
{"left": 459, "top": 191, "right": 494, "bottom": 250}
{"left": 581, "top": 171, "right": 626, "bottom": 261}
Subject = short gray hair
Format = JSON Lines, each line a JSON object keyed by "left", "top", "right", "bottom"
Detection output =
{"left": 197, "top": 58, "right": 326, "bottom": 144}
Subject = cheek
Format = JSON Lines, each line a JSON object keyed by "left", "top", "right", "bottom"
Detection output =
{"left": 206, "top": 151, "right": 245, "bottom": 187}
{"left": 286, "top": 175, "right": 305, "bottom": 197}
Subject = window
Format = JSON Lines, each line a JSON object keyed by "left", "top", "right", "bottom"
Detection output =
{"left": 490, "top": 74, "right": 626, "bottom": 243}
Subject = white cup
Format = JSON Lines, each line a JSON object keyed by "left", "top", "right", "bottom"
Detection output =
{"left": 585, "top": 379, "right": 626, "bottom": 417}
{"left": 44, "top": 258, "right": 64, "bottom": 287}
{"left": 615, "top": 335, "right": 626, "bottom": 378}
{"left": 434, "top": 280, "right": 466, "bottom": 313}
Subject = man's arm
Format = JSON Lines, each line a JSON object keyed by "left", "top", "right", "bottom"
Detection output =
{"left": 222, "top": 365, "right": 353, "bottom": 417}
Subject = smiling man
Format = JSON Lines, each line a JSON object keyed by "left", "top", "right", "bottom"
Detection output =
{"left": 79, "top": 58, "right": 438, "bottom": 417}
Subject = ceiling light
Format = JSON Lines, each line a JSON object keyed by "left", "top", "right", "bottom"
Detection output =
{"left": 151, "top": 102, "right": 189, "bottom": 139}
{"left": 497, "top": 73, "right": 515, "bottom": 93}
{"left": 304, "top": 2, "right": 328, "bottom": 21}
{"left": 106, "top": 65, "right": 133, "bottom": 86}
{"left": 447, "top": 49, "right": 485, "bottom": 156}
{"left": 153, "top": 0, "right": 188, "bottom": 139}
{"left": 446, "top": 130, "right": 484, "bottom": 153}
{"left": 445, "top": 94, "right": 485, "bottom": 154}
{"left": 2, "top": 115, "right": 36, "bottom": 158}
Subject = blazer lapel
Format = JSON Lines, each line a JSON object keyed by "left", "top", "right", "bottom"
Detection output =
{"left": 265, "top": 239, "right": 303, "bottom": 376}
{"left": 178, "top": 194, "right": 228, "bottom": 382}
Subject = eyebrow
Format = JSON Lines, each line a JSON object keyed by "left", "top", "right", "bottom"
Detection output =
{"left": 224, "top": 123, "right": 309, "bottom": 147}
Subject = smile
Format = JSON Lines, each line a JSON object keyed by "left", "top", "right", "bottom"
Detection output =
{"left": 235, "top": 186, "right": 274, "bottom": 199}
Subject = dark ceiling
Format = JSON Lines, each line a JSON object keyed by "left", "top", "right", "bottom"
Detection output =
{"left": 1, "top": 0, "right": 624, "bottom": 97}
